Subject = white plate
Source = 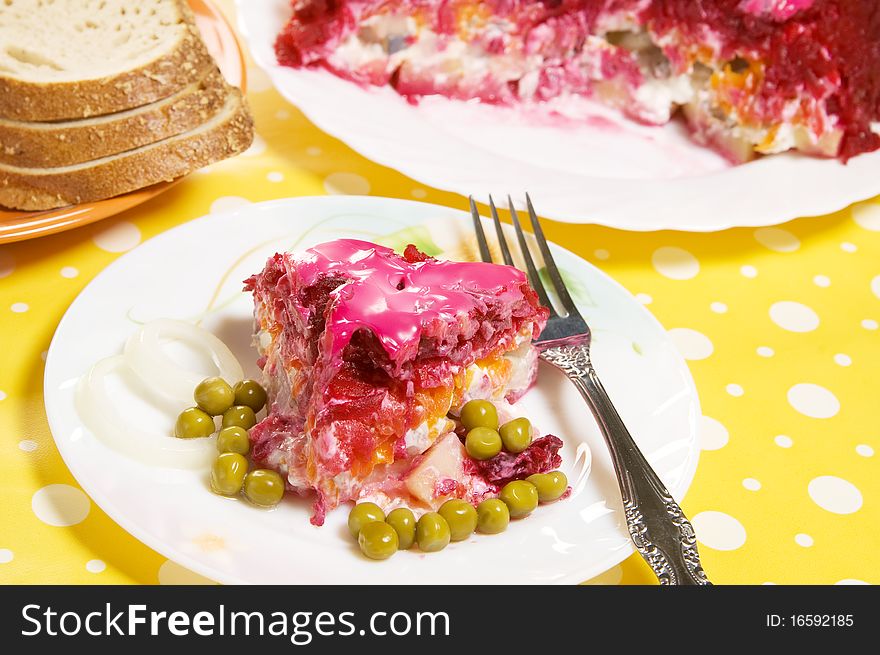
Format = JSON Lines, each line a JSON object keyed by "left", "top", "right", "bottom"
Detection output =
{"left": 237, "top": 0, "right": 880, "bottom": 232}
{"left": 44, "top": 196, "right": 701, "bottom": 584}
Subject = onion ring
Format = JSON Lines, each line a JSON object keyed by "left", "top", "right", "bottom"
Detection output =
{"left": 75, "top": 355, "right": 216, "bottom": 469}
{"left": 123, "top": 319, "right": 244, "bottom": 405}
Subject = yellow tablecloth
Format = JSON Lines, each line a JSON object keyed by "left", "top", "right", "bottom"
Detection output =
{"left": 1, "top": 0, "right": 878, "bottom": 585}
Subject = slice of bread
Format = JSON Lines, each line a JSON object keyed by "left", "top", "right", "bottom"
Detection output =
{"left": 0, "top": 67, "right": 230, "bottom": 167}
{"left": 0, "top": 89, "right": 254, "bottom": 210}
{"left": 0, "top": 65, "right": 228, "bottom": 168}
{"left": 0, "top": 0, "right": 215, "bottom": 121}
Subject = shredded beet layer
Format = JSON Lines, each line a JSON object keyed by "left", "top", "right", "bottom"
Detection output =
{"left": 466, "top": 435, "right": 564, "bottom": 486}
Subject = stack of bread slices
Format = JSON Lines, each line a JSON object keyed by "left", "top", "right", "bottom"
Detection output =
{"left": 0, "top": 0, "right": 254, "bottom": 211}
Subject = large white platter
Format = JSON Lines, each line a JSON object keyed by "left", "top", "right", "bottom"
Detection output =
{"left": 44, "top": 196, "right": 701, "bottom": 584}
{"left": 237, "top": 0, "right": 880, "bottom": 231}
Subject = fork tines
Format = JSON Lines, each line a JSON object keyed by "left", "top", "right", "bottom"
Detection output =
{"left": 468, "top": 194, "right": 579, "bottom": 319}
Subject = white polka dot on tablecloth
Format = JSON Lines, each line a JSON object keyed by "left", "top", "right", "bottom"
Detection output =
{"left": 210, "top": 196, "right": 252, "bottom": 214}
{"left": 0, "top": 251, "right": 14, "bottom": 278}
{"left": 267, "top": 171, "right": 284, "bottom": 183}
{"left": 775, "top": 435, "right": 794, "bottom": 448}
{"left": 795, "top": 533, "right": 814, "bottom": 547}
{"left": 86, "top": 559, "right": 106, "bottom": 574}
{"left": 841, "top": 242, "right": 857, "bottom": 252}
{"left": 701, "top": 416, "right": 729, "bottom": 451}
{"left": 60, "top": 266, "right": 79, "bottom": 279}
{"left": 18, "top": 440, "right": 37, "bottom": 452}
{"left": 710, "top": 302, "right": 728, "bottom": 313}
{"left": 742, "top": 478, "right": 762, "bottom": 491}
{"left": 305, "top": 146, "right": 322, "bottom": 157}
{"left": 634, "top": 293, "right": 652, "bottom": 305}
{"left": 0, "top": 549, "right": 12, "bottom": 564}
{"left": 856, "top": 444, "right": 874, "bottom": 457}
{"left": 726, "top": 384, "right": 744, "bottom": 397}
{"left": 93, "top": 221, "right": 141, "bottom": 253}
{"left": 740, "top": 265, "right": 758, "bottom": 278}
{"left": 410, "top": 188, "right": 428, "bottom": 199}
{"left": 754, "top": 227, "right": 800, "bottom": 252}
{"left": 668, "top": 328, "right": 714, "bottom": 360}
{"left": 242, "top": 133, "right": 267, "bottom": 157}
{"left": 871, "top": 276, "right": 880, "bottom": 300}
{"left": 808, "top": 476, "right": 862, "bottom": 514}
{"left": 853, "top": 202, "right": 880, "bottom": 230}
{"left": 594, "top": 249, "right": 610, "bottom": 260}
{"left": 813, "top": 275, "right": 831, "bottom": 288}
{"left": 651, "top": 247, "right": 699, "bottom": 280}
{"left": 863, "top": 319, "right": 878, "bottom": 330}
{"left": 788, "top": 383, "right": 839, "bottom": 419}
{"left": 10, "top": 303, "right": 28, "bottom": 313}
{"left": 0, "top": 390, "right": 6, "bottom": 401}
{"left": 834, "top": 354, "right": 852, "bottom": 367}
{"left": 158, "top": 560, "right": 215, "bottom": 585}
{"left": 757, "top": 346, "right": 775, "bottom": 357}
{"left": 275, "top": 109, "right": 290, "bottom": 120}
{"left": 692, "top": 511, "right": 747, "bottom": 551}
{"left": 31, "top": 485, "right": 90, "bottom": 527}
{"left": 324, "top": 172, "right": 371, "bottom": 195}
{"left": 835, "top": 579, "right": 870, "bottom": 585}
{"left": 770, "top": 301, "right": 819, "bottom": 332}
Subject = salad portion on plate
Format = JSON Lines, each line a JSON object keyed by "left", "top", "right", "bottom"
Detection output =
{"left": 238, "top": 0, "right": 880, "bottom": 230}
{"left": 44, "top": 196, "right": 700, "bottom": 584}
{"left": 245, "top": 238, "right": 572, "bottom": 558}
{"left": 275, "top": 0, "right": 880, "bottom": 164}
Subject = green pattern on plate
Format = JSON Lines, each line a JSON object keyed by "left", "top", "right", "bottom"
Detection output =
{"left": 376, "top": 225, "right": 442, "bottom": 257}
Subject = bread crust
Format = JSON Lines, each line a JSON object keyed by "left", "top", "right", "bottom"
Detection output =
{"left": 0, "top": 1, "right": 215, "bottom": 121}
{"left": 0, "top": 91, "right": 254, "bottom": 211}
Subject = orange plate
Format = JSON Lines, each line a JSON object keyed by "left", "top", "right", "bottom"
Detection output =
{"left": 0, "top": 0, "right": 247, "bottom": 245}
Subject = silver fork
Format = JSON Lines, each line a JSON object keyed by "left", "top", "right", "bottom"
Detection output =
{"left": 469, "top": 194, "right": 711, "bottom": 586}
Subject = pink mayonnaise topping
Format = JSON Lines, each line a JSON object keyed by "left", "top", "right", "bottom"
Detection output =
{"left": 292, "top": 239, "right": 530, "bottom": 362}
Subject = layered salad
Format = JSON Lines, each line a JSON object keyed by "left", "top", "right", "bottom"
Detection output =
{"left": 275, "top": 0, "right": 880, "bottom": 162}
{"left": 244, "top": 239, "right": 565, "bottom": 532}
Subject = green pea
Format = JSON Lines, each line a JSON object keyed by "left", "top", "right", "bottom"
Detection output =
{"left": 416, "top": 512, "right": 451, "bottom": 552}
{"left": 500, "top": 480, "right": 539, "bottom": 518}
{"left": 211, "top": 452, "right": 248, "bottom": 496}
{"left": 465, "top": 427, "right": 502, "bottom": 460}
{"left": 527, "top": 471, "right": 569, "bottom": 503}
{"left": 233, "top": 379, "right": 267, "bottom": 413}
{"left": 174, "top": 407, "right": 215, "bottom": 439}
{"left": 243, "top": 469, "right": 285, "bottom": 508}
{"left": 221, "top": 404, "right": 256, "bottom": 430}
{"left": 385, "top": 508, "right": 416, "bottom": 550}
{"left": 358, "top": 521, "right": 399, "bottom": 560}
{"left": 460, "top": 399, "right": 498, "bottom": 431}
{"left": 476, "top": 498, "right": 510, "bottom": 534}
{"left": 217, "top": 426, "right": 250, "bottom": 455}
{"left": 438, "top": 499, "right": 477, "bottom": 541}
{"left": 348, "top": 502, "right": 385, "bottom": 538}
{"left": 193, "top": 376, "right": 234, "bottom": 416}
{"left": 499, "top": 417, "right": 532, "bottom": 453}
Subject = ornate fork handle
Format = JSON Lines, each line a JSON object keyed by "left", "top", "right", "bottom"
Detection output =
{"left": 541, "top": 342, "right": 711, "bottom": 585}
